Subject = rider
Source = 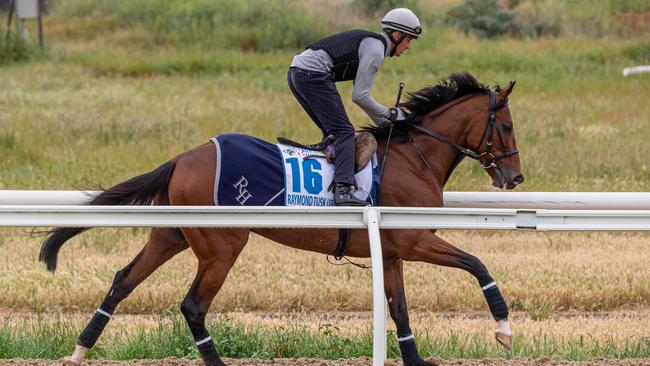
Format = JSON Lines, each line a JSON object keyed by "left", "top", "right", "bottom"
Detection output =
{"left": 288, "top": 8, "right": 421, "bottom": 206}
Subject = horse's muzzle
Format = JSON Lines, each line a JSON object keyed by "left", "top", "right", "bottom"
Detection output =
{"left": 503, "top": 173, "right": 525, "bottom": 190}
{"left": 492, "top": 168, "right": 524, "bottom": 190}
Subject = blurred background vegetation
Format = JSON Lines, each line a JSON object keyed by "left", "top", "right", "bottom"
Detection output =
{"left": 2, "top": 0, "right": 649, "bottom": 69}
{"left": 0, "top": 0, "right": 649, "bottom": 191}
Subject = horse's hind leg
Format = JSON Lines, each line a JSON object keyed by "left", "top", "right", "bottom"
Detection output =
{"left": 398, "top": 230, "right": 512, "bottom": 350}
{"left": 179, "top": 227, "right": 249, "bottom": 366}
{"left": 384, "top": 257, "right": 438, "bottom": 366}
{"left": 62, "top": 227, "right": 188, "bottom": 366}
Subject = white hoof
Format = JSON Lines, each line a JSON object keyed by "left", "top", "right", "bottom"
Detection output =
{"left": 495, "top": 330, "right": 512, "bottom": 350}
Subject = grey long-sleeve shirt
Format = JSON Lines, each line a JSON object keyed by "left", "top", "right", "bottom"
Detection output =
{"left": 291, "top": 33, "right": 392, "bottom": 126}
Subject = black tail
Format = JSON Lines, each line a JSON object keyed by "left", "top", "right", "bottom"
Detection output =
{"left": 39, "top": 160, "right": 177, "bottom": 272}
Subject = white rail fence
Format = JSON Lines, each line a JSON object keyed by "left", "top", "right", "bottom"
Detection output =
{"left": 3, "top": 190, "right": 650, "bottom": 209}
{"left": 623, "top": 65, "right": 650, "bottom": 76}
{"left": 2, "top": 191, "right": 650, "bottom": 366}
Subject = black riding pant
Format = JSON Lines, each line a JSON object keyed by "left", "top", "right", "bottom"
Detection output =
{"left": 287, "top": 67, "right": 355, "bottom": 186}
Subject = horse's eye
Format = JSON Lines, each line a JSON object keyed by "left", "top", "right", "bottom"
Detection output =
{"left": 501, "top": 123, "right": 513, "bottom": 132}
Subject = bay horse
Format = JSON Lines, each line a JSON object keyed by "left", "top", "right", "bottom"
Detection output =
{"left": 41, "top": 72, "right": 523, "bottom": 366}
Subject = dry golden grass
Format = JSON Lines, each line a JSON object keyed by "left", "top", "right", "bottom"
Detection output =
{"left": 1, "top": 230, "right": 649, "bottom": 314}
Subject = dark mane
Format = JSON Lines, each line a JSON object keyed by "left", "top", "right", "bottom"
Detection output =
{"left": 362, "top": 72, "right": 491, "bottom": 138}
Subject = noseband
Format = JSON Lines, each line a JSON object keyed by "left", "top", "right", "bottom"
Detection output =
{"left": 406, "top": 88, "right": 519, "bottom": 183}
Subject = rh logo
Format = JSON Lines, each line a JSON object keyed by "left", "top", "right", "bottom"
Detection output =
{"left": 233, "top": 176, "right": 253, "bottom": 205}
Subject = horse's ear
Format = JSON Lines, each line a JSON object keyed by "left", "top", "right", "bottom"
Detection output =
{"left": 501, "top": 80, "right": 516, "bottom": 98}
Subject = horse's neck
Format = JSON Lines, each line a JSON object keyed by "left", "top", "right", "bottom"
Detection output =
{"left": 380, "top": 99, "right": 477, "bottom": 207}
{"left": 420, "top": 95, "right": 485, "bottom": 180}
{"left": 420, "top": 115, "right": 470, "bottom": 184}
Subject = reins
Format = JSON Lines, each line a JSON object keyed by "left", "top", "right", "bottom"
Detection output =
{"left": 380, "top": 88, "right": 519, "bottom": 186}
{"left": 379, "top": 82, "right": 404, "bottom": 181}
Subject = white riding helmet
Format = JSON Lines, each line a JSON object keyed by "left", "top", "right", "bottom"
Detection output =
{"left": 381, "top": 8, "right": 422, "bottom": 39}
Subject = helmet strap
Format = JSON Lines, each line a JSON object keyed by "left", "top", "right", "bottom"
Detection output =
{"left": 384, "top": 30, "right": 406, "bottom": 56}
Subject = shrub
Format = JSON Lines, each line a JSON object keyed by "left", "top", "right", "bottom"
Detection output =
{"left": 0, "top": 33, "right": 39, "bottom": 64}
{"left": 446, "top": 0, "right": 516, "bottom": 39}
{"left": 447, "top": 0, "right": 565, "bottom": 38}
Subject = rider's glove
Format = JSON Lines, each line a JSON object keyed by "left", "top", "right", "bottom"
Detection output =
{"left": 388, "top": 107, "right": 407, "bottom": 123}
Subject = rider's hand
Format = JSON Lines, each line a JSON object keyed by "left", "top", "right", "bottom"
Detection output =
{"left": 388, "top": 107, "right": 407, "bottom": 123}
{"left": 374, "top": 117, "right": 392, "bottom": 127}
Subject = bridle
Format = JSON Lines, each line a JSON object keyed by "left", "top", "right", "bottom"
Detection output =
{"left": 403, "top": 88, "right": 519, "bottom": 184}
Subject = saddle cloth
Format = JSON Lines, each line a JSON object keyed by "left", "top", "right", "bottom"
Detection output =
{"left": 210, "top": 134, "right": 377, "bottom": 206}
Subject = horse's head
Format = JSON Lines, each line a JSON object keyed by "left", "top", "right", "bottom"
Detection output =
{"left": 464, "top": 81, "right": 524, "bottom": 189}
{"left": 363, "top": 72, "right": 524, "bottom": 195}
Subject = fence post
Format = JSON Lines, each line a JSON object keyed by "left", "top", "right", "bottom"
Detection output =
{"left": 365, "top": 207, "right": 386, "bottom": 366}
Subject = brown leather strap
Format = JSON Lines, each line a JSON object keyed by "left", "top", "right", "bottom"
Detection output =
{"left": 333, "top": 228, "right": 351, "bottom": 260}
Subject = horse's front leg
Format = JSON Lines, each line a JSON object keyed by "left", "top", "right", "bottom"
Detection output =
{"left": 398, "top": 230, "right": 512, "bottom": 350}
{"left": 384, "top": 257, "right": 438, "bottom": 366}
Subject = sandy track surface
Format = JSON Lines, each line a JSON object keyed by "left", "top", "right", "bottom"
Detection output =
{"left": 3, "top": 358, "right": 650, "bottom": 366}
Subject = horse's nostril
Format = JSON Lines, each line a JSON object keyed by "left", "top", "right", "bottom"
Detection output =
{"left": 513, "top": 175, "right": 525, "bottom": 185}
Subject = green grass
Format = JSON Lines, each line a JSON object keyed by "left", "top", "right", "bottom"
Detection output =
{"left": 2, "top": 315, "right": 650, "bottom": 360}
{"left": 47, "top": 0, "right": 330, "bottom": 52}
{"left": 1, "top": 32, "right": 648, "bottom": 191}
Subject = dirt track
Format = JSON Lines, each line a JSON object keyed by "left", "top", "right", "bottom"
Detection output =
{"left": 3, "top": 358, "right": 650, "bottom": 366}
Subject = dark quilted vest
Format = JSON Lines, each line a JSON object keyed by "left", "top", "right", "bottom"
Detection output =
{"left": 307, "top": 29, "right": 387, "bottom": 82}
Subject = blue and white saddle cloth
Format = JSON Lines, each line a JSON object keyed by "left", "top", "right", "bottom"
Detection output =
{"left": 210, "top": 134, "right": 378, "bottom": 206}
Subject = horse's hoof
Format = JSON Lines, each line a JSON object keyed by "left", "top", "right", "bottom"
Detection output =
{"left": 495, "top": 330, "right": 512, "bottom": 350}
{"left": 62, "top": 357, "right": 81, "bottom": 366}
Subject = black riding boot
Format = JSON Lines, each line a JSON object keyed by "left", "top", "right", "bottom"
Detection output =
{"left": 333, "top": 183, "right": 370, "bottom": 206}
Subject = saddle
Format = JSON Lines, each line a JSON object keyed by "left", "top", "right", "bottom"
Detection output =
{"left": 277, "top": 132, "right": 378, "bottom": 260}
{"left": 277, "top": 132, "right": 377, "bottom": 173}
